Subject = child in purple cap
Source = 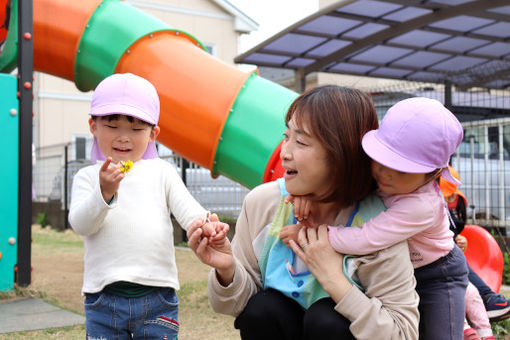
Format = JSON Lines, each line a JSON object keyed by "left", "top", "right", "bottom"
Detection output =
{"left": 69, "top": 73, "right": 228, "bottom": 340}
{"left": 282, "top": 97, "right": 469, "bottom": 340}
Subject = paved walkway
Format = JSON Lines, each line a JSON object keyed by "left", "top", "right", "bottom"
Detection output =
{"left": 0, "top": 298, "right": 85, "bottom": 334}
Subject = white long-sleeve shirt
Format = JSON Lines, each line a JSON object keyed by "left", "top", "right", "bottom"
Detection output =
{"left": 69, "top": 158, "right": 206, "bottom": 294}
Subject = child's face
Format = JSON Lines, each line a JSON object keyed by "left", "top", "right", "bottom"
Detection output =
{"left": 89, "top": 115, "right": 160, "bottom": 163}
{"left": 280, "top": 116, "right": 331, "bottom": 198}
{"left": 371, "top": 161, "right": 428, "bottom": 195}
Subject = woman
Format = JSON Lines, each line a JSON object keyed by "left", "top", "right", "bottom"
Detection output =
{"left": 188, "top": 86, "right": 419, "bottom": 339}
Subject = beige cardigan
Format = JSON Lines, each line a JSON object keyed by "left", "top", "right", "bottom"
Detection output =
{"left": 208, "top": 181, "right": 419, "bottom": 340}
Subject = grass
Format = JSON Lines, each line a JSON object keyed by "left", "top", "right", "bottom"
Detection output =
{"left": 0, "top": 225, "right": 239, "bottom": 340}
{"left": 2, "top": 225, "right": 510, "bottom": 339}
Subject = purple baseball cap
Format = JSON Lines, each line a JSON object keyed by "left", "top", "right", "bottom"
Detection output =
{"left": 89, "top": 73, "right": 160, "bottom": 162}
{"left": 362, "top": 97, "right": 463, "bottom": 184}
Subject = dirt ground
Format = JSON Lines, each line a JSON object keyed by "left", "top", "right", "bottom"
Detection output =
{"left": 19, "top": 226, "right": 510, "bottom": 339}
{"left": 30, "top": 237, "right": 211, "bottom": 313}
{"left": 27, "top": 225, "right": 239, "bottom": 339}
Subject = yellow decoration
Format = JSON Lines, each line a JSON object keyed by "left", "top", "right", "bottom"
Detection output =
{"left": 120, "top": 160, "right": 133, "bottom": 174}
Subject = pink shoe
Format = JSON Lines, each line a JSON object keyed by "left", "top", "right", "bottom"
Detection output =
{"left": 464, "top": 328, "right": 481, "bottom": 340}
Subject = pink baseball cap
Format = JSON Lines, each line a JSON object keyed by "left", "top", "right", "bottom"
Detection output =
{"left": 362, "top": 97, "right": 463, "bottom": 185}
{"left": 89, "top": 73, "right": 160, "bottom": 162}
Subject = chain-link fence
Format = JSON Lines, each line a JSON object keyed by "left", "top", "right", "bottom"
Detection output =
{"left": 33, "top": 71, "right": 510, "bottom": 231}
{"left": 33, "top": 142, "right": 250, "bottom": 229}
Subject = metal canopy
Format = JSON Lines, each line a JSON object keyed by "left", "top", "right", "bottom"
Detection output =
{"left": 235, "top": 0, "right": 510, "bottom": 91}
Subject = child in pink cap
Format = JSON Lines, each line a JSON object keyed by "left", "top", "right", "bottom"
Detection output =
{"left": 282, "top": 97, "right": 469, "bottom": 340}
{"left": 69, "top": 73, "right": 227, "bottom": 340}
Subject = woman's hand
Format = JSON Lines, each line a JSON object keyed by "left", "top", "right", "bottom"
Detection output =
{"left": 187, "top": 217, "right": 235, "bottom": 286}
{"left": 290, "top": 225, "right": 352, "bottom": 303}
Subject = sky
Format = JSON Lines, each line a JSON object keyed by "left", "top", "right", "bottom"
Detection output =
{"left": 228, "top": 0, "right": 319, "bottom": 53}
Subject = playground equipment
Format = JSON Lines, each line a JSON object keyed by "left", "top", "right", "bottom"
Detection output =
{"left": 1, "top": 0, "right": 293, "bottom": 291}
{"left": 461, "top": 224, "right": 504, "bottom": 293}
{"left": 0, "top": 0, "right": 32, "bottom": 291}
{"left": 0, "top": 0, "right": 505, "bottom": 294}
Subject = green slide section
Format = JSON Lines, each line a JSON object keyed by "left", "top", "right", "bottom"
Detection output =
{"left": 213, "top": 73, "right": 298, "bottom": 188}
{"left": 74, "top": 0, "right": 205, "bottom": 91}
{"left": 0, "top": 74, "right": 19, "bottom": 291}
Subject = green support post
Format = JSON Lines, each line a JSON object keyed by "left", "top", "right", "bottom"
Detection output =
{"left": 0, "top": 74, "right": 19, "bottom": 291}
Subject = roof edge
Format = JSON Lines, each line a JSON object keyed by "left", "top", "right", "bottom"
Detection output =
{"left": 212, "top": 0, "right": 259, "bottom": 33}
{"left": 234, "top": 0, "right": 355, "bottom": 63}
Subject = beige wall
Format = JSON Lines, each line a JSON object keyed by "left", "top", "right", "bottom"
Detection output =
{"left": 34, "top": 0, "right": 244, "bottom": 150}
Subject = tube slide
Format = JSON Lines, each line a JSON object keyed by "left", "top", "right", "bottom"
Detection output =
{"left": 1, "top": 0, "right": 295, "bottom": 188}
{"left": 461, "top": 224, "right": 504, "bottom": 293}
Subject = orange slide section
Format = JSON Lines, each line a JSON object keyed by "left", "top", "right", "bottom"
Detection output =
{"left": 34, "top": 0, "right": 101, "bottom": 82}
{"left": 33, "top": 0, "right": 251, "bottom": 170}
{"left": 115, "top": 32, "right": 250, "bottom": 170}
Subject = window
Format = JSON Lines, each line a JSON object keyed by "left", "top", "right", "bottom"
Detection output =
{"left": 204, "top": 43, "right": 217, "bottom": 56}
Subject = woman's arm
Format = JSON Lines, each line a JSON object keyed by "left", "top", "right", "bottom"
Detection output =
{"left": 291, "top": 226, "right": 419, "bottom": 340}
{"left": 190, "top": 182, "right": 281, "bottom": 316}
{"left": 204, "top": 195, "right": 264, "bottom": 316}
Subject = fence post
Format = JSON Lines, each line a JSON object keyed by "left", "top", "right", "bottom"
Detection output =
{"left": 181, "top": 157, "right": 189, "bottom": 186}
{"left": 64, "top": 144, "right": 69, "bottom": 229}
{"left": 181, "top": 157, "right": 189, "bottom": 243}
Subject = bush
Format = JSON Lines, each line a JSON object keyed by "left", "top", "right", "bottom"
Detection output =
{"left": 492, "top": 318, "right": 510, "bottom": 337}
{"left": 35, "top": 212, "right": 49, "bottom": 228}
{"left": 503, "top": 252, "right": 510, "bottom": 286}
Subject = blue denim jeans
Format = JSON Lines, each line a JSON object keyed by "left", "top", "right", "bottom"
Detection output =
{"left": 414, "top": 245, "right": 468, "bottom": 340}
{"left": 84, "top": 287, "right": 179, "bottom": 340}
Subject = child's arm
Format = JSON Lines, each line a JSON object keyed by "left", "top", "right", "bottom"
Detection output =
{"left": 165, "top": 163, "right": 208, "bottom": 231}
{"left": 69, "top": 158, "right": 124, "bottom": 236}
{"left": 329, "top": 195, "right": 437, "bottom": 255}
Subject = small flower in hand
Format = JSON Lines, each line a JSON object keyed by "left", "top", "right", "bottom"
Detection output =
{"left": 120, "top": 160, "right": 133, "bottom": 174}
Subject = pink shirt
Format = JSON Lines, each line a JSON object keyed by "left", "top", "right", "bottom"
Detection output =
{"left": 329, "top": 181, "right": 454, "bottom": 268}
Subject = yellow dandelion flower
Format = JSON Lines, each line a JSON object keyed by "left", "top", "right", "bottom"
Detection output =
{"left": 120, "top": 160, "right": 134, "bottom": 174}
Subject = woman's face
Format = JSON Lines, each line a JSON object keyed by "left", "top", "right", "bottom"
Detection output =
{"left": 280, "top": 115, "right": 332, "bottom": 198}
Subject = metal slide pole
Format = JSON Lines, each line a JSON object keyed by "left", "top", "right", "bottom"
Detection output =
{"left": 17, "top": 0, "right": 33, "bottom": 287}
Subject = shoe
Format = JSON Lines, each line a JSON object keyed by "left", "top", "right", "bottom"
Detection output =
{"left": 464, "top": 328, "right": 481, "bottom": 340}
{"left": 484, "top": 293, "right": 510, "bottom": 322}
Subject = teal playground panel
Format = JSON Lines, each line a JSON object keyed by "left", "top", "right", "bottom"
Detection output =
{"left": 0, "top": 74, "right": 19, "bottom": 291}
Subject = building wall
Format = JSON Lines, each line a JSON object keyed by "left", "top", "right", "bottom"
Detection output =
{"left": 34, "top": 0, "right": 245, "bottom": 150}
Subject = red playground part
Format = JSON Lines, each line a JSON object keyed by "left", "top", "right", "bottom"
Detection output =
{"left": 460, "top": 224, "right": 504, "bottom": 293}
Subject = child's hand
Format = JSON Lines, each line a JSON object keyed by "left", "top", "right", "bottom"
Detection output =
{"left": 206, "top": 221, "right": 230, "bottom": 247}
{"left": 99, "top": 157, "right": 124, "bottom": 203}
{"left": 280, "top": 224, "right": 302, "bottom": 248}
{"left": 455, "top": 234, "right": 468, "bottom": 252}
{"left": 197, "top": 213, "right": 230, "bottom": 247}
{"left": 286, "top": 195, "right": 312, "bottom": 223}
